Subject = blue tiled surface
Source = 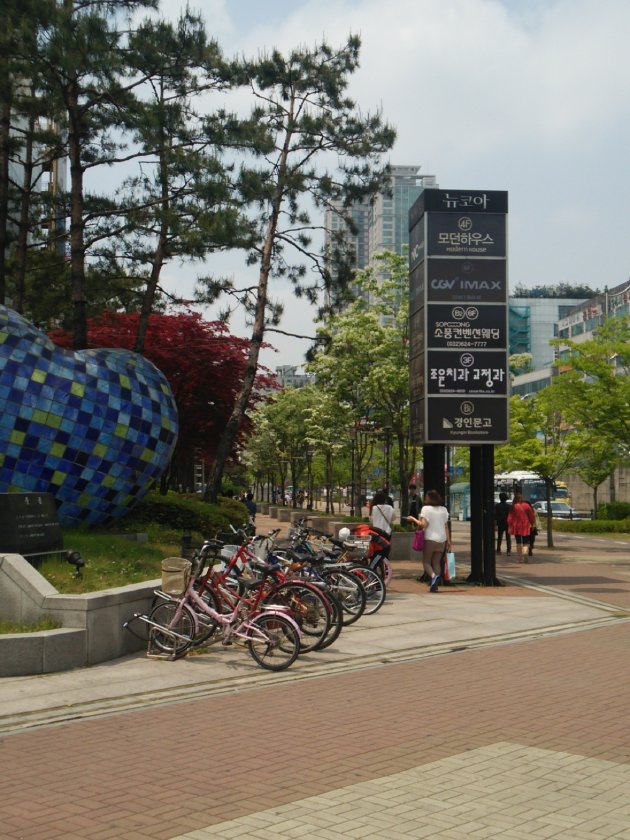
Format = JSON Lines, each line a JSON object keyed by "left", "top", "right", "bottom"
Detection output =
{"left": 0, "top": 307, "right": 179, "bottom": 526}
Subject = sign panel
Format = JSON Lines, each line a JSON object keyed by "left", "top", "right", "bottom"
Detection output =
{"left": 409, "top": 220, "right": 425, "bottom": 270}
{"left": 408, "top": 187, "right": 509, "bottom": 445}
{"left": 425, "top": 397, "right": 509, "bottom": 443}
{"left": 0, "top": 493, "right": 63, "bottom": 555}
{"left": 410, "top": 352, "right": 424, "bottom": 399}
{"left": 409, "top": 308, "right": 424, "bottom": 358}
{"left": 427, "top": 258, "right": 507, "bottom": 303}
{"left": 410, "top": 398, "right": 424, "bottom": 442}
{"left": 428, "top": 213, "right": 506, "bottom": 258}
{"left": 409, "top": 263, "right": 424, "bottom": 313}
{"left": 426, "top": 350, "right": 508, "bottom": 395}
{"left": 426, "top": 304, "right": 507, "bottom": 350}
{"left": 410, "top": 189, "right": 508, "bottom": 223}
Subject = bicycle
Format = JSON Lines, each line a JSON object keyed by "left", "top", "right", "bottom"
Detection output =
{"left": 284, "top": 523, "right": 385, "bottom": 615}
{"left": 146, "top": 552, "right": 302, "bottom": 671}
{"left": 191, "top": 532, "right": 336, "bottom": 653}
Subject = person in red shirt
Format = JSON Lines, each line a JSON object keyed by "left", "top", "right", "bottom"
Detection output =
{"left": 507, "top": 493, "right": 536, "bottom": 563}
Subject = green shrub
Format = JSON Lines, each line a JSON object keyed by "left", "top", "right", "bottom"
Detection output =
{"left": 551, "top": 518, "right": 630, "bottom": 534}
{"left": 116, "top": 491, "right": 248, "bottom": 538}
{"left": 596, "top": 501, "right": 630, "bottom": 521}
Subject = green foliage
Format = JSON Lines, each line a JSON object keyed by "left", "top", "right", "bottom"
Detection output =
{"left": 120, "top": 491, "right": 248, "bottom": 537}
{"left": 0, "top": 616, "right": 62, "bottom": 635}
{"left": 202, "top": 35, "right": 395, "bottom": 500}
{"left": 34, "top": 492, "right": 249, "bottom": 593}
{"left": 509, "top": 353, "right": 533, "bottom": 376}
{"left": 496, "top": 391, "right": 588, "bottom": 481}
{"left": 512, "top": 283, "right": 599, "bottom": 299}
{"left": 307, "top": 251, "right": 415, "bottom": 509}
{"left": 551, "top": 518, "right": 630, "bottom": 535}
{"left": 550, "top": 316, "right": 630, "bottom": 455}
{"left": 596, "top": 501, "right": 630, "bottom": 521}
{"left": 38, "top": 532, "right": 176, "bottom": 594}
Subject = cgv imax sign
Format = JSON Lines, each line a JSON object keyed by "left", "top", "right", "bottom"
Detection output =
{"left": 408, "top": 189, "right": 509, "bottom": 445}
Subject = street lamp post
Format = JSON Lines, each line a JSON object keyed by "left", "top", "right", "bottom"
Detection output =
{"left": 350, "top": 429, "right": 356, "bottom": 517}
{"left": 305, "top": 447, "right": 314, "bottom": 511}
{"left": 383, "top": 425, "right": 392, "bottom": 497}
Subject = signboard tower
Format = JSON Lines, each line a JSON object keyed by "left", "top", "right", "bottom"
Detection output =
{"left": 409, "top": 188, "right": 509, "bottom": 583}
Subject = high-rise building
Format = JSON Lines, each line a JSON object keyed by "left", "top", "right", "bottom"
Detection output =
{"left": 509, "top": 296, "right": 588, "bottom": 371}
{"left": 324, "top": 165, "right": 438, "bottom": 273}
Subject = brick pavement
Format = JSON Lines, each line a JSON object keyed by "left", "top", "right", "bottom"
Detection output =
{"left": 0, "top": 517, "right": 629, "bottom": 840}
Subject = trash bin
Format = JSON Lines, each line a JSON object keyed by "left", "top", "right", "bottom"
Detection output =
{"left": 161, "top": 557, "right": 192, "bottom": 595}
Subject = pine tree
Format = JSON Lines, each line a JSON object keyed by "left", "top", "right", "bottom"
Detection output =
{"left": 202, "top": 36, "right": 396, "bottom": 502}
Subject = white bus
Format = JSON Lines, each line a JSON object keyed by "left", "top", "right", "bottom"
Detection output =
{"left": 494, "top": 471, "right": 552, "bottom": 504}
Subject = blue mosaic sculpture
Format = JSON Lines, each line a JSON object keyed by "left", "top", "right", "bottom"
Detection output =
{"left": 0, "top": 307, "right": 179, "bottom": 526}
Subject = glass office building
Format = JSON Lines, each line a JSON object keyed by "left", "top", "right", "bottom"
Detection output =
{"left": 324, "top": 166, "right": 437, "bottom": 273}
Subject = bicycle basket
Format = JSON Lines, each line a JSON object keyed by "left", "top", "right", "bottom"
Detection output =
{"left": 161, "top": 557, "right": 192, "bottom": 595}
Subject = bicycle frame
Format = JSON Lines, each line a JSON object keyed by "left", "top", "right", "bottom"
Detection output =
{"left": 156, "top": 570, "right": 301, "bottom": 647}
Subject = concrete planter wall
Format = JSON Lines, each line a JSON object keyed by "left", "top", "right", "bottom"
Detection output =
{"left": 0, "top": 552, "right": 156, "bottom": 677}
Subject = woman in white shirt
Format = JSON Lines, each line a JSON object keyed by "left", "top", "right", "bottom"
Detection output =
{"left": 369, "top": 489, "right": 394, "bottom": 536}
{"left": 405, "top": 489, "right": 450, "bottom": 592}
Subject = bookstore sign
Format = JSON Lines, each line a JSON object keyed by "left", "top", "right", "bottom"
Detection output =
{"left": 408, "top": 189, "right": 509, "bottom": 445}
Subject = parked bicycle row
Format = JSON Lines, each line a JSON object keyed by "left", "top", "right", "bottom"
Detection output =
{"left": 123, "top": 519, "right": 393, "bottom": 672}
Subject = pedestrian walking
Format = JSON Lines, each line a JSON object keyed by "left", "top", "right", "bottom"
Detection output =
{"left": 525, "top": 500, "right": 541, "bottom": 557}
{"left": 507, "top": 492, "right": 536, "bottom": 563}
{"left": 495, "top": 491, "right": 512, "bottom": 556}
{"left": 370, "top": 489, "right": 394, "bottom": 539}
{"left": 407, "top": 483, "right": 420, "bottom": 519}
{"left": 405, "top": 489, "right": 450, "bottom": 592}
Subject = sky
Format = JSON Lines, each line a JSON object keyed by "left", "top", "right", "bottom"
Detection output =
{"left": 153, "top": 0, "right": 630, "bottom": 371}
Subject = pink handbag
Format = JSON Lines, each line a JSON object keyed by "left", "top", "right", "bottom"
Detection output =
{"left": 412, "top": 529, "right": 425, "bottom": 551}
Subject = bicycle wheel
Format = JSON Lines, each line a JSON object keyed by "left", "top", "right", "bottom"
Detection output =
{"left": 247, "top": 612, "right": 300, "bottom": 671}
{"left": 321, "top": 568, "right": 366, "bottom": 625}
{"left": 314, "top": 588, "right": 344, "bottom": 650}
{"left": 348, "top": 565, "right": 386, "bottom": 615}
{"left": 148, "top": 601, "right": 195, "bottom": 657}
{"left": 264, "top": 582, "right": 330, "bottom": 653}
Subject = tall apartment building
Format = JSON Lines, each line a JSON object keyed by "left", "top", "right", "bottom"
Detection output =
{"left": 509, "top": 296, "right": 588, "bottom": 371}
{"left": 324, "top": 165, "right": 438, "bottom": 272}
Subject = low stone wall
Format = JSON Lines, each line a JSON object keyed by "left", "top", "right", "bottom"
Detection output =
{"left": 296, "top": 520, "right": 415, "bottom": 561}
{"left": 0, "top": 523, "right": 418, "bottom": 677}
{"left": 0, "top": 552, "right": 156, "bottom": 677}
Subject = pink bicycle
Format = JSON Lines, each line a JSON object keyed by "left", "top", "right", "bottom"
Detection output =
{"left": 145, "top": 558, "right": 302, "bottom": 671}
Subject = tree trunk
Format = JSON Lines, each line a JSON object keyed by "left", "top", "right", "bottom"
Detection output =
{"left": 66, "top": 81, "right": 88, "bottom": 349}
{"left": 13, "top": 114, "right": 36, "bottom": 313}
{"left": 134, "top": 117, "right": 169, "bottom": 354}
{"left": 609, "top": 469, "right": 616, "bottom": 503}
{"left": 0, "top": 94, "right": 12, "bottom": 299}
{"left": 545, "top": 477, "right": 554, "bottom": 548}
{"left": 203, "top": 116, "right": 293, "bottom": 503}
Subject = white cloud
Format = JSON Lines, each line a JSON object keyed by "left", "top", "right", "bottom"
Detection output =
{"left": 127, "top": 0, "right": 630, "bottom": 365}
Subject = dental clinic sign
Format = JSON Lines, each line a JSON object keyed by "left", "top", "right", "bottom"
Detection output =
{"left": 409, "top": 189, "right": 509, "bottom": 445}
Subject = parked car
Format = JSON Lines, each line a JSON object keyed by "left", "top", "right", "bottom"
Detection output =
{"left": 532, "top": 501, "right": 578, "bottom": 519}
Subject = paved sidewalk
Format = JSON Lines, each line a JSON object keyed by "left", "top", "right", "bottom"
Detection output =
{"left": 0, "top": 515, "right": 629, "bottom": 839}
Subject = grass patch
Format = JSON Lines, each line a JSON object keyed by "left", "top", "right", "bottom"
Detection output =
{"left": 31, "top": 491, "right": 249, "bottom": 594}
{"left": 38, "top": 528, "right": 183, "bottom": 594}
{"left": 0, "top": 615, "right": 62, "bottom": 634}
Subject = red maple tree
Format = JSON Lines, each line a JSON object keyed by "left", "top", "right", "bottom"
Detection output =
{"left": 49, "top": 311, "right": 274, "bottom": 489}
